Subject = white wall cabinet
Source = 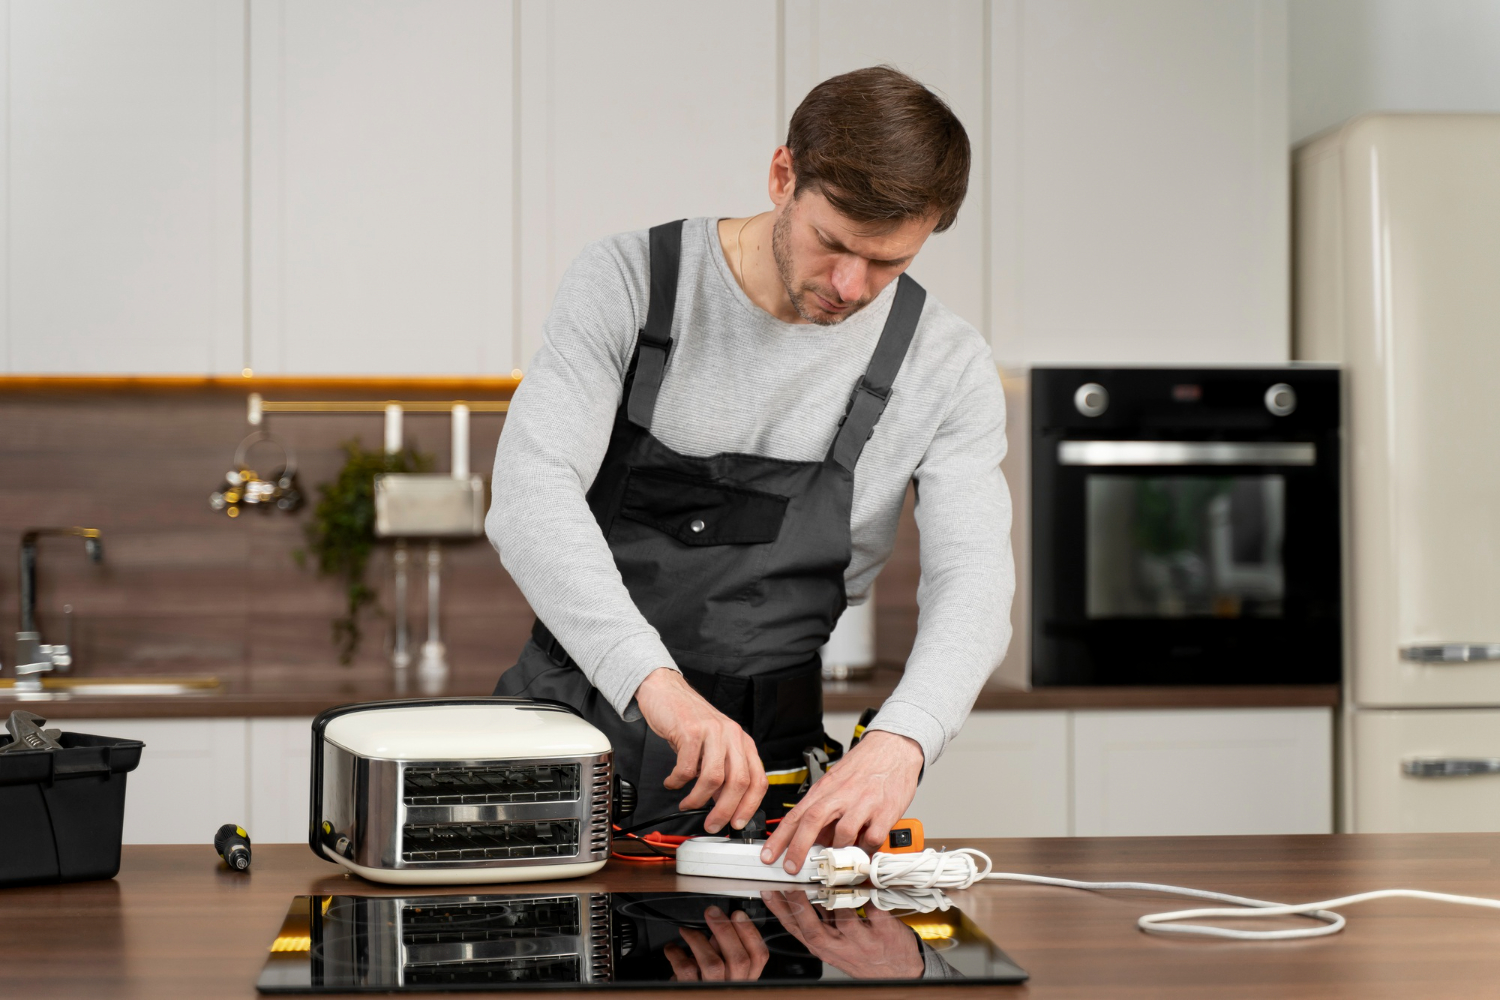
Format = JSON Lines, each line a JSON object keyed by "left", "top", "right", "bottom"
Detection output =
{"left": 992, "top": 0, "right": 1289, "bottom": 366}
{"left": 1, "top": 0, "right": 1289, "bottom": 374}
{"left": 2, "top": 0, "right": 244, "bottom": 373}
{"left": 514, "top": 0, "right": 780, "bottom": 369}
{"left": 248, "top": 0, "right": 514, "bottom": 375}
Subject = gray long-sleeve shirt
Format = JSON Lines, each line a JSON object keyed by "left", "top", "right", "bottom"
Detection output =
{"left": 488, "top": 217, "right": 1013, "bottom": 764}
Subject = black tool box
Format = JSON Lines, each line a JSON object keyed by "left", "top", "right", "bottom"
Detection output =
{"left": 0, "top": 729, "right": 144, "bottom": 888}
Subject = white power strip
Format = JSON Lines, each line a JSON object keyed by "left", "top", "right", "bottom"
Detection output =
{"left": 673, "top": 841, "right": 1500, "bottom": 943}
{"left": 674, "top": 837, "right": 820, "bottom": 883}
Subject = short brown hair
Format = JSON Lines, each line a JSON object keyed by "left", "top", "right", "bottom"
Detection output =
{"left": 786, "top": 66, "right": 970, "bottom": 233}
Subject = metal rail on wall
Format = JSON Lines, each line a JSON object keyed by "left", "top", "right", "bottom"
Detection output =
{"left": 242, "top": 391, "right": 504, "bottom": 693}
{"left": 246, "top": 393, "right": 508, "bottom": 424}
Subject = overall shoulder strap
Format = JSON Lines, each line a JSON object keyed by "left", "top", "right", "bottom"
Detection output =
{"left": 828, "top": 273, "right": 927, "bottom": 471}
{"left": 626, "top": 219, "right": 686, "bottom": 429}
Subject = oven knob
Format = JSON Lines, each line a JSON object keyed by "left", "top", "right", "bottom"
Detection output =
{"left": 1073, "top": 383, "right": 1109, "bottom": 417}
{"left": 1265, "top": 383, "right": 1297, "bottom": 417}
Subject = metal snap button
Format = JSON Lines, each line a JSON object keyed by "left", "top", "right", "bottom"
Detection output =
{"left": 690, "top": 519, "right": 706, "bottom": 533}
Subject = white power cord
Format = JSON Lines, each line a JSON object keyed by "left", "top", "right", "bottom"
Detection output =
{"left": 811, "top": 846, "right": 1500, "bottom": 941}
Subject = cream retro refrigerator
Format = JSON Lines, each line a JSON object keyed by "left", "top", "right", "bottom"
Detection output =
{"left": 1296, "top": 114, "right": 1500, "bottom": 832}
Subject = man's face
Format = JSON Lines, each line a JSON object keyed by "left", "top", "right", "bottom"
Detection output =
{"left": 769, "top": 186, "right": 938, "bottom": 326}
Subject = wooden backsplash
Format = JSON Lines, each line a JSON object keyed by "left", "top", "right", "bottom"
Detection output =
{"left": 0, "top": 382, "right": 934, "bottom": 688}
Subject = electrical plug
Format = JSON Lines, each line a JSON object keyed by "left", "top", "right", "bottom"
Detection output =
{"left": 813, "top": 845, "right": 871, "bottom": 886}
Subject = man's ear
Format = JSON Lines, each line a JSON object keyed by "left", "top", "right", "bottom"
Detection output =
{"left": 768, "top": 146, "right": 796, "bottom": 207}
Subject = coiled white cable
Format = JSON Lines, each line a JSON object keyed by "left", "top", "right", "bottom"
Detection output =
{"left": 811, "top": 846, "right": 1500, "bottom": 941}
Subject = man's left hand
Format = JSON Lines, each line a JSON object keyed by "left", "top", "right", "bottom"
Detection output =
{"left": 760, "top": 730, "right": 923, "bottom": 874}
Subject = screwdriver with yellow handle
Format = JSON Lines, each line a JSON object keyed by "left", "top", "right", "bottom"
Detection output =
{"left": 215, "top": 824, "right": 252, "bottom": 871}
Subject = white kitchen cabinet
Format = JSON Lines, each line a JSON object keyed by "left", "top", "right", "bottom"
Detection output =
{"left": 514, "top": 0, "right": 780, "bottom": 368}
{"left": 2, "top": 0, "right": 244, "bottom": 373}
{"left": 1353, "top": 709, "right": 1500, "bottom": 834}
{"left": 248, "top": 717, "right": 317, "bottom": 844}
{"left": 248, "top": 0, "right": 514, "bottom": 375}
{"left": 0, "top": 2, "right": 1290, "bottom": 375}
{"left": 1072, "top": 708, "right": 1332, "bottom": 837}
{"left": 63, "top": 718, "right": 248, "bottom": 846}
{"left": 991, "top": 0, "right": 1288, "bottom": 366}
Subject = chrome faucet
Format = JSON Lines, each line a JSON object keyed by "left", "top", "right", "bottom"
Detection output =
{"left": 15, "top": 528, "right": 102, "bottom": 693}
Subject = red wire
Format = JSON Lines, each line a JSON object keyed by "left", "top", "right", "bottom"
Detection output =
{"left": 609, "top": 818, "right": 780, "bottom": 863}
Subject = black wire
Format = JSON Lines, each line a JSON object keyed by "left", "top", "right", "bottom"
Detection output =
{"left": 612, "top": 808, "right": 711, "bottom": 837}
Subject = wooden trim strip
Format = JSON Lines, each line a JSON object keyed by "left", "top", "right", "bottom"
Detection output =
{"left": 0, "top": 375, "right": 522, "bottom": 395}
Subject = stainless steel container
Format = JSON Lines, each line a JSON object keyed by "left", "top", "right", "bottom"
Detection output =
{"left": 309, "top": 698, "right": 612, "bottom": 885}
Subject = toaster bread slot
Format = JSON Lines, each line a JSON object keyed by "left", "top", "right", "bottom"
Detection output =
{"left": 401, "top": 819, "right": 581, "bottom": 863}
{"left": 403, "top": 763, "right": 581, "bottom": 806}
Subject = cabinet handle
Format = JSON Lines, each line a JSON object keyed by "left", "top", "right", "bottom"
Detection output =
{"left": 1401, "top": 644, "right": 1500, "bottom": 663}
{"left": 1403, "top": 757, "right": 1500, "bottom": 778}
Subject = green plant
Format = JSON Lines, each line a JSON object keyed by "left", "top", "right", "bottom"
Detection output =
{"left": 302, "top": 439, "right": 432, "bottom": 664}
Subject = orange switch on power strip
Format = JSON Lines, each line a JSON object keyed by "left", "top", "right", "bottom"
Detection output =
{"left": 881, "top": 818, "right": 924, "bottom": 853}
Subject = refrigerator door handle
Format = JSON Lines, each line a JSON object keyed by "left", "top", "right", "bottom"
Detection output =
{"left": 1403, "top": 757, "right": 1500, "bottom": 778}
{"left": 1400, "top": 644, "right": 1500, "bottom": 663}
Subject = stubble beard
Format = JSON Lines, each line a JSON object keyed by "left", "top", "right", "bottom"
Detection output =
{"left": 771, "top": 206, "right": 871, "bottom": 326}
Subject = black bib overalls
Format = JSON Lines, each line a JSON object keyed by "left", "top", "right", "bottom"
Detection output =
{"left": 496, "top": 220, "right": 924, "bottom": 832}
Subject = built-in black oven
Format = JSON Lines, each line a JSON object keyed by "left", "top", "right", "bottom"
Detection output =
{"left": 1030, "top": 367, "right": 1340, "bottom": 686}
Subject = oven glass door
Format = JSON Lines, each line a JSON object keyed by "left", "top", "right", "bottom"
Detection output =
{"left": 1033, "top": 438, "right": 1340, "bottom": 686}
{"left": 1086, "top": 473, "right": 1286, "bottom": 621}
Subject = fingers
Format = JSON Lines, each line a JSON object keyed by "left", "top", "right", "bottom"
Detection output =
{"left": 761, "top": 800, "right": 801, "bottom": 865}
{"left": 663, "top": 730, "right": 703, "bottom": 792}
{"left": 702, "top": 735, "right": 748, "bottom": 833}
{"left": 732, "top": 910, "right": 770, "bottom": 978}
{"left": 679, "top": 730, "right": 725, "bottom": 810}
{"left": 833, "top": 802, "right": 874, "bottom": 850}
{"left": 860, "top": 801, "right": 906, "bottom": 853}
{"left": 730, "top": 739, "right": 769, "bottom": 831}
{"left": 679, "top": 927, "right": 727, "bottom": 981}
{"left": 781, "top": 799, "right": 833, "bottom": 873}
{"left": 663, "top": 942, "right": 699, "bottom": 982}
{"left": 704, "top": 907, "right": 755, "bottom": 980}
{"left": 781, "top": 890, "right": 833, "bottom": 942}
{"left": 759, "top": 890, "right": 804, "bottom": 942}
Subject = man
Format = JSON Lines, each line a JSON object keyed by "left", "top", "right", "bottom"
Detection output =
{"left": 490, "top": 66, "right": 1012, "bottom": 874}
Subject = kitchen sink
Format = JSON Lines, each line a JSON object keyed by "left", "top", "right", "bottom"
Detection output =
{"left": 0, "top": 676, "right": 221, "bottom": 698}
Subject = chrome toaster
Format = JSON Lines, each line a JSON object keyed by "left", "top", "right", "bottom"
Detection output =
{"left": 309, "top": 698, "right": 612, "bottom": 885}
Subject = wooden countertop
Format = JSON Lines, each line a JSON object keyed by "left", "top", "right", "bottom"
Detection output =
{"left": 6, "top": 834, "right": 1500, "bottom": 998}
{"left": 0, "top": 666, "right": 1339, "bottom": 719}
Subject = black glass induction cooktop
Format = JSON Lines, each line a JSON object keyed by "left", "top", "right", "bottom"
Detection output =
{"left": 256, "top": 889, "right": 1027, "bottom": 991}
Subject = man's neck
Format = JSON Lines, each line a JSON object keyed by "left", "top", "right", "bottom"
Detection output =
{"left": 717, "top": 214, "right": 804, "bottom": 324}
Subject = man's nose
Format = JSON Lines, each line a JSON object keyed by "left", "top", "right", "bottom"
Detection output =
{"left": 829, "top": 257, "right": 867, "bottom": 303}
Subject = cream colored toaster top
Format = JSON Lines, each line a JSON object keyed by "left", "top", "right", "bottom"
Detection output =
{"left": 309, "top": 698, "right": 613, "bottom": 885}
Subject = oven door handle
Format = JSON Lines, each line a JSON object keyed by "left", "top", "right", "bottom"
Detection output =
{"left": 1401, "top": 644, "right": 1500, "bottom": 663}
{"left": 1403, "top": 757, "right": 1500, "bottom": 778}
{"left": 1056, "top": 440, "right": 1317, "bottom": 466}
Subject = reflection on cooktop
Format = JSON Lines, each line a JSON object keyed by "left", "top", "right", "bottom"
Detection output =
{"left": 256, "top": 888, "right": 1027, "bottom": 992}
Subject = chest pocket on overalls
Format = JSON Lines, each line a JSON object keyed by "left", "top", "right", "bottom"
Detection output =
{"left": 617, "top": 468, "right": 788, "bottom": 545}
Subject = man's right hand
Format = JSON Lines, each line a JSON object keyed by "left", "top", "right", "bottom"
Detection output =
{"left": 635, "top": 667, "right": 768, "bottom": 833}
